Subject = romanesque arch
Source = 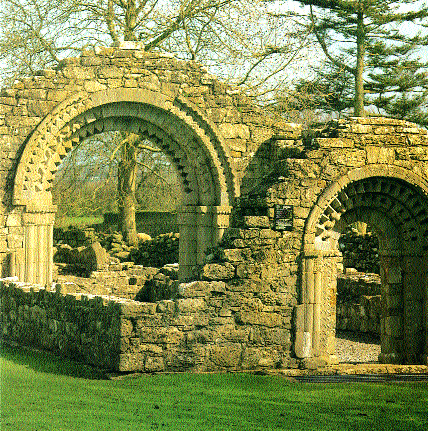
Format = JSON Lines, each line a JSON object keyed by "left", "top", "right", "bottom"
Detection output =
{"left": 11, "top": 88, "right": 236, "bottom": 284}
{"left": 296, "top": 165, "right": 428, "bottom": 365}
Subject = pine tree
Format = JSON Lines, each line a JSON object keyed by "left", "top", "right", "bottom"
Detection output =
{"left": 287, "top": 0, "right": 428, "bottom": 117}
{"left": 365, "top": 40, "right": 428, "bottom": 125}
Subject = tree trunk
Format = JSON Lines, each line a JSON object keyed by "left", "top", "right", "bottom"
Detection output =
{"left": 118, "top": 136, "right": 138, "bottom": 247}
{"left": 354, "top": 6, "right": 366, "bottom": 117}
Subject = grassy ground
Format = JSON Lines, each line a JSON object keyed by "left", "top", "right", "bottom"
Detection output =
{"left": 1, "top": 344, "right": 428, "bottom": 431}
{"left": 54, "top": 216, "right": 103, "bottom": 229}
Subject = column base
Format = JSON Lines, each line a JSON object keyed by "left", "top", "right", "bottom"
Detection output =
{"left": 301, "top": 354, "right": 339, "bottom": 370}
{"left": 378, "top": 352, "right": 402, "bottom": 364}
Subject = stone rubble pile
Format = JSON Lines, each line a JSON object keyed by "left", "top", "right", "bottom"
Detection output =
{"left": 54, "top": 226, "right": 97, "bottom": 248}
{"left": 54, "top": 226, "right": 179, "bottom": 268}
{"left": 128, "top": 232, "right": 179, "bottom": 267}
{"left": 55, "top": 261, "right": 178, "bottom": 301}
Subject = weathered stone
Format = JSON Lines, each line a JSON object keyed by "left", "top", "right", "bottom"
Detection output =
{"left": 2, "top": 47, "right": 428, "bottom": 374}
{"left": 208, "top": 344, "right": 242, "bottom": 368}
{"left": 145, "top": 356, "right": 165, "bottom": 372}
{"left": 236, "top": 310, "right": 281, "bottom": 327}
{"left": 201, "top": 262, "right": 235, "bottom": 280}
{"left": 243, "top": 216, "right": 270, "bottom": 228}
{"left": 176, "top": 297, "right": 206, "bottom": 313}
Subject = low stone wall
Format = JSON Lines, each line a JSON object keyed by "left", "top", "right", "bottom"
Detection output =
{"left": 0, "top": 280, "right": 121, "bottom": 370}
{"left": 54, "top": 263, "right": 164, "bottom": 300}
{"left": 54, "top": 227, "right": 97, "bottom": 248}
{"left": 1, "top": 277, "right": 296, "bottom": 372}
{"left": 336, "top": 272, "right": 381, "bottom": 335}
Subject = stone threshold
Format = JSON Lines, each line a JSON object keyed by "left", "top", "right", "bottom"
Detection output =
{"left": 268, "top": 363, "right": 428, "bottom": 378}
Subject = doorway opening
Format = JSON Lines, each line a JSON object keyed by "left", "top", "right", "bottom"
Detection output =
{"left": 336, "top": 222, "right": 381, "bottom": 363}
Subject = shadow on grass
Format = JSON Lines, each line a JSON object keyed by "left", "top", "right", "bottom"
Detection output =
{"left": 1, "top": 342, "right": 109, "bottom": 380}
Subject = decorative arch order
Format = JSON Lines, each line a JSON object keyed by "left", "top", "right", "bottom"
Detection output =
{"left": 295, "top": 164, "right": 428, "bottom": 366}
{"left": 13, "top": 88, "right": 237, "bottom": 284}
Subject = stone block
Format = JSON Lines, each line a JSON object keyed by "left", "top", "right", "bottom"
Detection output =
{"left": 330, "top": 149, "right": 366, "bottom": 166}
{"left": 98, "top": 66, "right": 124, "bottom": 79}
{"left": 201, "top": 262, "right": 235, "bottom": 280}
{"left": 176, "top": 297, "right": 206, "bottom": 313}
{"left": 178, "top": 281, "right": 212, "bottom": 297}
{"left": 120, "top": 318, "right": 133, "bottom": 337}
{"left": 222, "top": 248, "right": 250, "bottom": 263}
{"left": 208, "top": 344, "right": 242, "bottom": 368}
{"left": 6, "top": 213, "right": 22, "bottom": 227}
{"left": 84, "top": 81, "right": 107, "bottom": 92}
{"left": 243, "top": 216, "right": 270, "bottom": 229}
{"left": 119, "top": 301, "right": 146, "bottom": 317}
{"left": 118, "top": 353, "right": 145, "bottom": 372}
{"left": 314, "top": 138, "right": 354, "bottom": 148}
{"left": 174, "top": 313, "right": 209, "bottom": 328}
{"left": 145, "top": 356, "right": 165, "bottom": 372}
{"left": 349, "top": 124, "right": 373, "bottom": 134}
{"left": 366, "top": 146, "right": 395, "bottom": 164}
{"left": 236, "top": 310, "right": 281, "bottom": 327}
{"left": 218, "top": 123, "right": 250, "bottom": 140}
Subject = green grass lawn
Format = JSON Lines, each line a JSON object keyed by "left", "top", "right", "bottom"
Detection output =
{"left": 1, "top": 344, "right": 428, "bottom": 431}
{"left": 54, "top": 216, "right": 103, "bottom": 229}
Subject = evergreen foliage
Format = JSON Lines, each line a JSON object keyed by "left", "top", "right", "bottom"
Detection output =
{"left": 275, "top": 0, "right": 428, "bottom": 120}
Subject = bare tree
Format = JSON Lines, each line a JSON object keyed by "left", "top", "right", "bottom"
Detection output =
{"left": 1, "top": 0, "right": 310, "bottom": 243}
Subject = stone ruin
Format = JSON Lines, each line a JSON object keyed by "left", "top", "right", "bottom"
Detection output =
{"left": 1, "top": 44, "right": 428, "bottom": 372}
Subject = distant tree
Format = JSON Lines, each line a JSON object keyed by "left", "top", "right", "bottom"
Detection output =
{"left": 0, "top": 0, "right": 243, "bottom": 245}
{"left": 52, "top": 133, "right": 180, "bottom": 223}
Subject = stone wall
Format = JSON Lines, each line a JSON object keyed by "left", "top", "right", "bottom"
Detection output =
{"left": 336, "top": 272, "right": 381, "bottom": 335}
{"left": 0, "top": 280, "right": 121, "bottom": 370}
{"left": 0, "top": 44, "right": 302, "bottom": 285}
{"left": 1, "top": 43, "right": 428, "bottom": 367}
{"left": 339, "top": 229, "right": 379, "bottom": 273}
{"left": 55, "top": 263, "right": 164, "bottom": 300}
{"left": 1, "top": 276, "right": 296, "bottom": 372}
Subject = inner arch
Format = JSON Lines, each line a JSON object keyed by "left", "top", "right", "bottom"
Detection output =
{"left": 298, "top": 171, "right": 428, "bottom": 366}
{"left": 12, "top": 89, "right": 235, "bottom": 283}
{"left": 13, "top": 89, "right": 236, "bottom": 209}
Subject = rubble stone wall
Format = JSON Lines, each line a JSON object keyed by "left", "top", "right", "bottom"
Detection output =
{"left": 0, "top": 45, "right": 298, "bottom": 285}
{"left": 1, "top": 44, "right": 428, "bottom": 368}
{"left": 336, "top": 272, "right": 381, "bottom": 335}
{"left": 1, "top": 277, "right": 296, "bottom": 372}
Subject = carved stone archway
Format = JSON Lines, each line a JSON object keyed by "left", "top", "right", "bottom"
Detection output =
{"left": 12, "top": 88, "right": 236, "bottom": 284}
{"left": 296, "top": 165, "right": 428, "bottom": 365}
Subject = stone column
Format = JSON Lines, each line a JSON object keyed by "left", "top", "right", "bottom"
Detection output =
{"left": 295, "top": 249, "right": 339, "bottom": 367}
{"left": 378, "top": 252, "right": 404, "bottom": 364}
{"left": 295, "top": 251, "right": 321, "bottom": 360}
{"left": 211, "top": 206, "right": 231, "bottom": 244}
{"left": 178, "top": 205, "right": 231, "bottom": 281}
{"left": 178, "top": 206, "right": 198, "bottom": 281}
{"left": 401, "top": 254, "right": 426, "bottom": 364}
{"left": 22, "top": 207, "right": 56, "bottom": 287}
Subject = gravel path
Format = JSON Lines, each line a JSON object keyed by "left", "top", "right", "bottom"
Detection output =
{"left": 336, "top": 330, "right": 381, "bottom": 363}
